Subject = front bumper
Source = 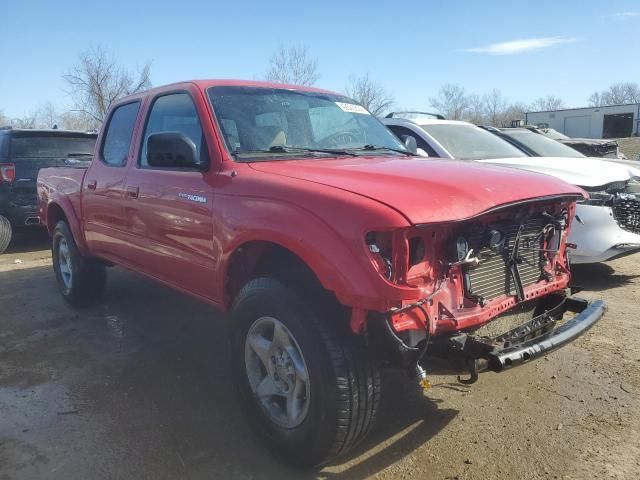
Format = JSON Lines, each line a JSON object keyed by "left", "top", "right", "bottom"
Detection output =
{"left": 374, "top": 295, "right": 605, "bottom": 383}
{"left": 568, "top": 203, "right": 640, "bottom": 263}
{"left": 486, "top": 297, "right": 605, "bottom": 372}
{"left": 426, "top": 296, "right": 605, "bottom": 380}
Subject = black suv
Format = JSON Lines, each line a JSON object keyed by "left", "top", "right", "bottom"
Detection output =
{"left": 0, "top": 127, "right": 97, "bottom": 253}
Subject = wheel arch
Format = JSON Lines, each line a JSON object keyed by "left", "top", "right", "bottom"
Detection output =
{"left": 224, "top": 239, "right": 333, "bottom": 309}
{"left": 46, "top": 199, "right": 89, "bottom": 256}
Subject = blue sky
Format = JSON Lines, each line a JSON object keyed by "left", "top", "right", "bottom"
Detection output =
{"left": 1, "top": 0, "right": 638, "bottom": 118}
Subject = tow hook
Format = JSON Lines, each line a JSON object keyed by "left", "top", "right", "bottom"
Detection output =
{"left": 414, "top": 364, "right": 431, "bottom": 391}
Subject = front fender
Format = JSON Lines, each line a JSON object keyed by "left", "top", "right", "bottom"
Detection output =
{"left": 214, "top": 193, "right": 419, "bottom": 311}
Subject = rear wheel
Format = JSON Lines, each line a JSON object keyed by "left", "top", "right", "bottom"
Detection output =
{"left": 52, "top": 221, "right": 106, "bottom": 306}
{"left": 0, "top": 215, "right": 12, "bottom": 254}
{"left": 231, "top": 277, "right": 380, "bottom": 467}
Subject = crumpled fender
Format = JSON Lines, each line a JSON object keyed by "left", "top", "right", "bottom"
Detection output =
{"left": 213, "top": 191, "right": 419, "bottom": 311}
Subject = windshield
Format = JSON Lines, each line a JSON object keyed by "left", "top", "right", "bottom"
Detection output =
{"left": 10, "top": 134, "right": 96, "bottom": 158}
{"left": 207, "top": 86, "right": 406, "bottom": 160}
{"left": 501, "top": 129, "right": 585, "bottom": 158}
{"left": 420, "top": 124, "right": 527, "bottom": 160}
{"left": 538, "top": 128, "right": 569, "bottom": 140}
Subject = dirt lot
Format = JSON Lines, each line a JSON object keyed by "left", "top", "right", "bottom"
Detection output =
{"left": 1, "top": 231, "right": 639, "bottom": 480}
{"left": 616, "top": 137, "right": 640, "bottom": 160}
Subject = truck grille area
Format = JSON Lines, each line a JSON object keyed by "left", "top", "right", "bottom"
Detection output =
{"left": 613, "top": 196, "right": 640, "bottom": 235}
{"left": 464, "top": 218, "right": 547, "bottom": 303}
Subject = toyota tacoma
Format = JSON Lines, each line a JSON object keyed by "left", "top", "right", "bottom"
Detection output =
{"left": 38, "top": 80, "right": 605, "bottom": 466}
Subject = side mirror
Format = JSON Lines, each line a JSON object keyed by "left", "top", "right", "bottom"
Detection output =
{"left": 147, "top": 132, "right": 202, "bottom": 169}
{"left": 400, "top": 135, "right": 418, "bottom": 154}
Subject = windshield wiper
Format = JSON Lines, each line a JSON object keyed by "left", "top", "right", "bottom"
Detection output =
{"left": 235, "top": 145, "right": 358, "bottom": 157}
{"left": 354, "top": 145, "right": 414, "bottom": 156}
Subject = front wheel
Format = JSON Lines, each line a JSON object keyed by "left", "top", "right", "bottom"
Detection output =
{"left": 231, "top": 278, "right": 380, "bottom": 467}
{"left": 52, "top": 221, "right": 106, "bottom": 306}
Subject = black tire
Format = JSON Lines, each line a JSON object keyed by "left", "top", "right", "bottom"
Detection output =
{"left": 231, "top": 277, "right": 380, "bottom": 467}
{"left": 0, "top": 215, "right": 12, "bottom": 254}
{"left": 52, "top": 220, "right": 106, "bottom": 306}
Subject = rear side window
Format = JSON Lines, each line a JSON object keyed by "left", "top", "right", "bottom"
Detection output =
{"left": 101, "top": 102, "right": 140, "bottom": 166}
{"left": 140, "top": 93, "right": 207, "bottom": 168}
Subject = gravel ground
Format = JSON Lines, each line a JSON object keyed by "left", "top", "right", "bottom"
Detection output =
{"left": 616, "top": 137, "right": 640, "bottom": 160}
{"left": 1, "top": 231, "right": 639, "bottom": 479}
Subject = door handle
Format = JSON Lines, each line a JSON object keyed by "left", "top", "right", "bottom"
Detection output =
{"left": 126, "top": 186, "right": 139, "bottom": 199}
{"left": 87, "top": 179, "right": 97, "bottom": 190}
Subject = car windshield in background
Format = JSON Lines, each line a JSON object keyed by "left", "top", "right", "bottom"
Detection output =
{"left": 10, "top": 134, "right": 96, "bottom": 158}
{"left": 501, "top": 129, "right": 585, "bottom": 158}
{"left": 539, "top": 128, "right": 569, "bottom": 140}
{"left": 420, "top": 124, "right": 527, "bottom": 160}
{"left": 207, "top": 86, "right": 407, "bottom": 160}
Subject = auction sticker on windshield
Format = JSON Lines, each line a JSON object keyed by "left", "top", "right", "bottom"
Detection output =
{"left": 335, "top": 102, "right": 370, "bottom": 115}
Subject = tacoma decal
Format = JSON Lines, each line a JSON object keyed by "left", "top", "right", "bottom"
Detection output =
{"left": 178, "top": 193, "right": 208, "bottom": 204}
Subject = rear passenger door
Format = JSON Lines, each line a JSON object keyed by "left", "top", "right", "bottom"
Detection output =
{"left": 83, "top": 101, "right": 141, "bottom": 261}
{"left": 122, "top": 90, "right": 216, "bottom": 299}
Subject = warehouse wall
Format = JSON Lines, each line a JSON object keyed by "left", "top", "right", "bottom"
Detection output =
{"left": 526, "top": 104, "right": 639, "bottom": 139}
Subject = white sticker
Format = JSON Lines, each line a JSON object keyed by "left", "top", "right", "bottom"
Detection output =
{"left": 335, "top": 102, "right": 370, "bottom": 115}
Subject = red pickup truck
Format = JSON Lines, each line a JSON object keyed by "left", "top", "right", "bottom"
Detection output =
{"left": 37, "top": 80, "right": 605, "bottom": 466}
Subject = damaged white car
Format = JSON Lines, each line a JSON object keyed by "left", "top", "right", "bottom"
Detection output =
{"left": 382, "top": 114, "right": 640, "bottom": 264}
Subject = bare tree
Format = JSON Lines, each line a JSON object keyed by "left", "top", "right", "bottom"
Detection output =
{"left": 587, "top": 91, "right": 603, "bottom": 107}
{"left": 588, "top": 82, "right": 640, "bottom": 106}
{"left": 429, "top": 84, "right": 469, "bottom": 120}
{"left": 265, "top": 45, "right": 320, "bottom": 86}
{"left": 529, "top": 95, "right": 565, "bottom": 112}
{"left": 483, "top": 89, "right": 509, "bottom": 126}
{"left": 464, "top": 93, "right": 486, "bottom": 125}
{"left": 345, "top": 73, "right": 394, "bottom": 116}
{"left": 32, "top": 102, "right": 59, "bottom": 129}
{"left": 10, "top": 115, "right": 37, "bottom": 129}
{"left": 502, "top": 102, "right": 528, "bottom": 126}
{"left": 0, "top": 109, "right": 9, "bottom": 127}
{"left": 64, "top": 46, "right": 151, "bottom": 124}
{"left": 59, "top": 111, "right": 98, "bottom": 131}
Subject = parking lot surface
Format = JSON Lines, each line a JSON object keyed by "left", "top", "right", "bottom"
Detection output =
{"left": 1, "top": 232, "right": 639, "bottom": 479}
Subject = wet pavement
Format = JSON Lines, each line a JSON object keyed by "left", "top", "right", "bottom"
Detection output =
{"left": 1, "top": 232, "right": 639, "bottom": 479}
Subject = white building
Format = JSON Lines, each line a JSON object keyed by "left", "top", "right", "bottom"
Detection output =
{"left": 525, "top": 103, "right": 640, "bottom": 139}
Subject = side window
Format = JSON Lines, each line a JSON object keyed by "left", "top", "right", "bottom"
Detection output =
{"left": 101, "top": 102, "right": 140, "bottom": 166}
{"left": 140, "top": 93, "right": 207, "bottom": 168}
{"left": 388, "top": 125, "right": 438, "bottom": 157}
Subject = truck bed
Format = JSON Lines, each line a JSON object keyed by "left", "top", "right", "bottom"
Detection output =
{"left": 37, "top": 166, "right": 87, "bottom": 230}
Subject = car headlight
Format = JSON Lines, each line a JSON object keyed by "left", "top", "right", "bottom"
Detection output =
{"left": 627, "top": 176, "right": 640, "bottom": 194}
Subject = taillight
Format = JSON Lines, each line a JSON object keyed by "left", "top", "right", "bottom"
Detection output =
{"left": 0, "top": 163, "right": 16, "bottom": 183}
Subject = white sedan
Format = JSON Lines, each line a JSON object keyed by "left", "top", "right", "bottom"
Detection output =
{"left": 382, "top": 114, "right": 640, "bottom": 264}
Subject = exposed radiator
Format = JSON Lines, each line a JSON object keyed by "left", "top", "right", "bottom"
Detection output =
{"left": 465, "top": 218, "right": 546, "bottom": 302}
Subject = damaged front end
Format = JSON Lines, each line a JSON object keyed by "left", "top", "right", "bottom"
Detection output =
{"left": 365, "top": 196, "right": 606, "bottom": 384}
{"left": 583, "top": 179, "right": 640, "bottom": 236}
{"left": 569, "top": 178, "right": 640, "bottom": 263}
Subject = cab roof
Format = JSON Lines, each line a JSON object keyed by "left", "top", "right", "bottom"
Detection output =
{"left": 117, "top": 79, "right": 339, "bottom": 104}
